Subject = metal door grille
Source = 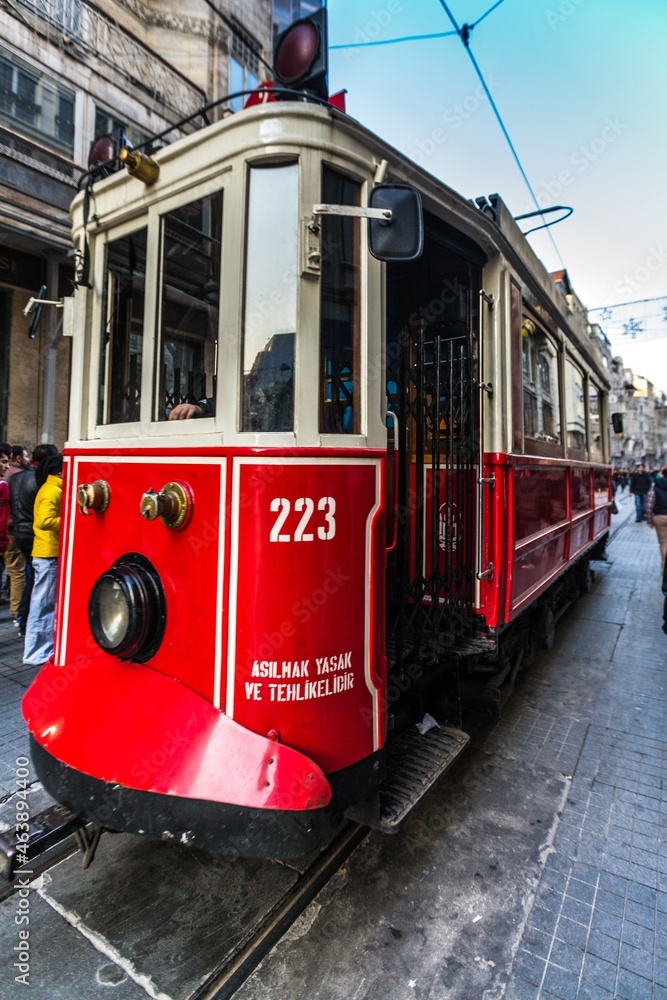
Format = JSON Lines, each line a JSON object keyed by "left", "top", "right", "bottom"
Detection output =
{"left": 387, "top": 318, "right": 477, "bottom": 678}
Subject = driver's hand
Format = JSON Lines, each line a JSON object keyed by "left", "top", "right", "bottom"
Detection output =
{"left": 169, "top": 403, "right": 203, "bottom": 420}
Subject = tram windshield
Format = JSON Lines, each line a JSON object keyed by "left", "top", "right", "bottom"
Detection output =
{"left": 98, "top": 228, "right": 147, "bottom": 425}
{"left": 155, "top": 192, "right": 222, "bottom": 421}
{"left": 241, "top": 162, "right": 298, "bottom": 433}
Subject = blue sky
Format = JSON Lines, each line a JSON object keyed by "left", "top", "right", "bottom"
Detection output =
{"left": 327, "top": 0, "right": 667, "bottom": 389}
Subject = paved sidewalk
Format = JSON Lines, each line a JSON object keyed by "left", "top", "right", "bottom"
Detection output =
{"left": 501, "top": 494, "right": 667, "bottom": 1000}
{"left": 0, "top": 490, "right": 665, "bottom": 1000}
{"left": 0, "top": 606, "right": 40, "bottom": 800}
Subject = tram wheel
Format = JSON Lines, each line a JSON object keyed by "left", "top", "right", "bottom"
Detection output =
{"left": 578, "top": 561, "right": 594, "bottom": 595}
{"left": 535, "top": 605, "right": 555, "bottom": 651}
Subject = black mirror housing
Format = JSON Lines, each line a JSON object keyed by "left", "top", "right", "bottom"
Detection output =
{"left": 611, "top": 412, "right": 624, "bottom": 435}
{"left": 368, "top": 184, "right": 424, "bottom": 262}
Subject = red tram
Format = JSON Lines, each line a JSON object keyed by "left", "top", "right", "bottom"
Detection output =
{"left": 23, "top": 21, "right": 612, "bottom": 858}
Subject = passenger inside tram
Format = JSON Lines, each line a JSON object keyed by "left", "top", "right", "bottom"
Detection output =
{"left": 168, "top": 401, "right": 212, "bottom": 419}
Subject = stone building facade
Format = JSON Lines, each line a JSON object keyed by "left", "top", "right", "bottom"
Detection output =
{"left": 608, "top": 360, "right": 667, "bottom": 470}
{"left": 0, "top": 0, "right": 274, "bottom": 449}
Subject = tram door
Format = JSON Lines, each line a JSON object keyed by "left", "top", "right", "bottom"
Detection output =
{"left": 385, "top": 227, "right": 483, "bottom": 728}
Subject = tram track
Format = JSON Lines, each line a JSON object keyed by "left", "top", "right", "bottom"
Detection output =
{"left": 193, "top": 821, "right": 367, "bottom": 1000}
{"left": 2, "top": 816, "right": 369, "bottom": 999}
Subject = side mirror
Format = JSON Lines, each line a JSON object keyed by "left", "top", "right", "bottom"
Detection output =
{"left": 368, "top": 184, "right": 424, "bottom": 262}
{"left": 611, "top": 412, "right": 624, "bottom": 436}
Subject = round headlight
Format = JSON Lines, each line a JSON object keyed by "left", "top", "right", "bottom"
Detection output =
{"left": 89, "top": 553, "right": 165, "bottom": 662}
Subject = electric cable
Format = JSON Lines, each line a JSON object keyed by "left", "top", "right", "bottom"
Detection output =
{"left": 589, "top": 295, "right": 667, "bottom": 312}
{"left": 330, "top": 30, "right": 457, "bottom": 50}
{"left": 436, "top": 0, "right": 567, "bottom": 270}
{"left": 471, "top": 0, "right": 506, "bottom": 28}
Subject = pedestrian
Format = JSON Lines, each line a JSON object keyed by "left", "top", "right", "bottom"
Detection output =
{"left": 629, "top": 463, "right": 652, "bottom": 522}
{"left": 2, "top": 443, "right": 29, "bottom": 624}
{"left": 619, "top": 468, "right": 628, "bottom": 493}
{"left": 10, "top": 443, "right": 58, "bottom": 636}
{"left": 0, "top": 443, "right": 10, "bottom": 600}
{"left": 647, "top": 467, "right": 667, "bottom": 569}
{"left": 0, "top": 466, "right": 9, "bottom": 596}
{"left": 6, "top": 445, "right": 30, "bottom": 477}
{"left": 23, "top": 453, "right": 63, "bottom": 666}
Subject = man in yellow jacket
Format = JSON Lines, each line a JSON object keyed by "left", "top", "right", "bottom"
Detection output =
{"left": 23, "top": 454, "right": 63, "bottom": 666}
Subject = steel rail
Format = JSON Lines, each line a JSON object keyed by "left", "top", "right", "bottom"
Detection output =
{"left": 192, "top": 821, "right": 368, "bottom": 1000}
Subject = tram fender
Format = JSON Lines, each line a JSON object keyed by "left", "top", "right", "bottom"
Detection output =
{"left": 22, "top": 659, "right": 332, "bottom": 811}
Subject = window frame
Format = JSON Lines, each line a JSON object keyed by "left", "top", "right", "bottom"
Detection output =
{"left": 240, "top": 158, "right": 300, "bottom": 435}
{"left": 89, "top": 174, "right": 230, "bottom": 439}
{"left": 0, "top": 43, "right": 76, "bottom": 160}
{"left": 521, "top": 310, "right": 564, "bottom": 458}
{"left": 564, "top": 354, "right": 587, "bottom": 461}
{"left": 587, "top": 377, "right": 606, "bottom": 463}
{"left": 153, "top": 189, "right": 224, "bottom": 423}
{"left": 96, "top": 223, "right": 148, "bottom": 429}
{"left": 318, "top": 163, "right": 363, "bottom": 436}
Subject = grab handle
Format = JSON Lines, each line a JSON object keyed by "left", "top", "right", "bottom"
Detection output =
{"left": 386, "top": 409, "right": 400, "bottom": 553}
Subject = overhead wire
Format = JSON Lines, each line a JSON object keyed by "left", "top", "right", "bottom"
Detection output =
{"left": 589, "top": 295, "right": 667, "bottom": 343}
{"left": 588, "top": 294, "right": 667, "bottom": 313}
{"left": 330, "top": 0, "right": 567, "bottom": 268}
{"left": 330, "top": 30, "right": 457, "bottom": 50}
{"left": 471, "top": 0, "right": 507, "bottom": 28}
{"left": 329, "top": 0, "right": 507, "bottom": 47}
{"left": 435, "top": 0, "right": 567, "bottom": 270}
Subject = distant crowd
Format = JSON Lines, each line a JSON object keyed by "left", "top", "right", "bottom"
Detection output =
{"left": 615, "top": 462, "right": 667, "bottom": 634}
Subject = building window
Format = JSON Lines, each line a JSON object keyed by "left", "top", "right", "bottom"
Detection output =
{"left": 273, "top": 0, "right": 324, "bottom": 36}
{"left": 21, "top": 0, "right": 84, "bottom": 39}
{"left": 0, "top": 45, "right": 75, "bottom": 158}
{"left": 229, "top": 57, "right": 259, "bottom": 112}
{"left": 94, "top": 107, "right": 149, "bottom": 152}
{"left": 229, "top": 28, "right": 261, "bottom": 111}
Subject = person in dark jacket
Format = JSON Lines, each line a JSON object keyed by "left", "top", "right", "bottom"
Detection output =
{"left": 9, "top": 444, "right": 58, "bottom": 636}
{"left": 630, "top": 464, "right": 652, "bottom": 522}
{"left": 647, "top": 467, "right": 667, "bottom": 569}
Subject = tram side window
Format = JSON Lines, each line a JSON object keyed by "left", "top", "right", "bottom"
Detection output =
{"left": 154, "top": 192, "right": 223, "bottom": 421}
{"left": 522, "top": 317, "right": 561, "bottom": 446}
{"left": 319, "top": 166, "right": 361, "bottom": 434}
{"left": 242, "top": 163, "right": 298, "bottom": 433}
{"left": 98, "top": 228, "right": 147, "bottom": 425}
{"left": 588, "top": 381, "right": 605, "bottom": 461}
{"left": 564, "top": 358, "right": 586, "bottom": 455}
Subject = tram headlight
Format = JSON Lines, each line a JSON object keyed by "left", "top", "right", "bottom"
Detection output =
{"left": 89, "top": 554, "right": 165, "bottom": 662}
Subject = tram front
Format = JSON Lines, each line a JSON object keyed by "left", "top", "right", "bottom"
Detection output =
{"left": 22, "top": 104, "right": 422, "bottom": 858}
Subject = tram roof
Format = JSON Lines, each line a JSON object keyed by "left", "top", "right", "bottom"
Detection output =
{"left": 73, "top": 100, "right": 608, "bottom": 384}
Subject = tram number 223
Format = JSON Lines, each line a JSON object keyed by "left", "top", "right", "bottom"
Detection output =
{"left": 270, "top": 497, "right": 336, "bottom": 543}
